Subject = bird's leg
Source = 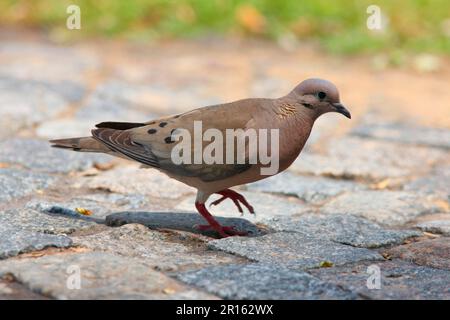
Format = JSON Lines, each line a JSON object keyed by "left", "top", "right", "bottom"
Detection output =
{"left": 210, "top": 189, "right": 255, "bottom": 215}
{"left": 195, "top": 202, "right": 247, "bottom": 237}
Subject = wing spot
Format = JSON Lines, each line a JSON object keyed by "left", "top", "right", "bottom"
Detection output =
{"left": 159, "top": 122, "right": 168, "bottom": 128}
{"left": 148, "top": 129, "right": 157, "bottom": 134}
{"left": 164, "top": 136, "right": 175, "bottom": 144}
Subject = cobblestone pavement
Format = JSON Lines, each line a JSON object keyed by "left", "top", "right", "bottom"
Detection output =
{"left": 0, "top": 32, "right": 449, "bottom": 300}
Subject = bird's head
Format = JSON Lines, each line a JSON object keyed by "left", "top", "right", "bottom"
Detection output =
{"left": 290, "top": 78, "right": 351, "bottom": 120}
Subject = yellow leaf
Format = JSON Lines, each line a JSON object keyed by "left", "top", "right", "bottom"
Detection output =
{"left": 319, "top": 261, "right": 333, "bottom": 268}
{"left": 75, "top": 207, "right": 92, "bottom": 216}
{"left": 371, "top": 178, "right": 391, "bottom": 190}
{"left": 163, "top": 288, "right": 176, "bottom": 295}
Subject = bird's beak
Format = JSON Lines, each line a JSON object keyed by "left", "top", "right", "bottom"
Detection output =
{"left": 332, "top": 103, "right": 351, "bottom": 119}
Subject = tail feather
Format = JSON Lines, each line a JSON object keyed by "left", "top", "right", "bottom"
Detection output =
{"left": 50, "top": 137, "right": 110, "bottom": 153}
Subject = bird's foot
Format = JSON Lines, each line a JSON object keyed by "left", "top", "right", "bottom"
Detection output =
{"left": 210, "top": 189, "right": 255, "bottom": 215}
{"left": 195, "top": 202, "right": 248, "bottom": 238}
{"left": 194, "top": 224, "right": 248, "bottom": 237}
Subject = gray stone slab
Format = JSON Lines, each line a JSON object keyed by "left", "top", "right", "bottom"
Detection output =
{"left": 105, "top": 211, "right": 263, "bottom": 237}
{"left": 75, "top": 80, "right": 222, "bottom": 119}
{"left": 404, "top": 165, "right": 450, "bottom": 200}
{"left": 290, "top": 137, "right": 447, "bottom": 181}
{"left": 0, "top": 168, "right": 55, "bottom": 202}
{"left": 175, "top": 263, "right": 357, "bottom": 300}
{"left": 384, "top": 238, "right": 450, "bottom": 270}
{"left": 309, "top": 260, "right": 450, "bottom": 299}
{"left": 208, "top": 232, "right": 382, "bottom": 269}
{"left": 0, "top": 225, "right": 72, "bottom": 259}
{"left": 176, "top": 191, "right": 308, "bottom": 224}
{"left": 0, "top": 252, "right": 216, "bottom": 299}
{"left": 25, "top": 192, "right": 157, "bottom": 220}
{"left": 75, "top": 80, "right": 159, "bottom": 123}
{"left": 84, "top": 165, "right": 195, "bottom": 199}
{"left": 36, "top": 119, "right": 95, "bottom": 140}
{"left": 321, "top": 191, "right": 444, "bottom": 226}
{"left": 265, "top": 214, "right": 420, "bottom": 248}
{"left": 1, "top": 207, "right": 98, "bottom": 235}
{"left": 0, "top": 77, "right": 76, "bottom": 138}
{"left": 72, "top": 224, "right": 240, "bottom": 271}
{"left": 0, "top": 278, "right": 49, "bottom": 300}
{"left": 0, "top": 138, "right": 111, "bottom": 173}
{"left": 0, "top": 42, "right": 99, "bottom": 84}
{"left": 352, "top": 122, "right": 450, "bottom": 150}
{"left": 247, "top": 171, "right": 365, "bottom": 204}
{"left": 416, "top": 219, "right": 450, "bottom": 236}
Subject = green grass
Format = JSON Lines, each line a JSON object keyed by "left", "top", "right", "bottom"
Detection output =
{"left": 1, "top": 0, "right": 449, "bottom": 55}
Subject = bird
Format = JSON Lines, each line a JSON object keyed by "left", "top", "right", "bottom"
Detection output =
{"left": 50, "top": 78, "right": 350, "bottom": 238}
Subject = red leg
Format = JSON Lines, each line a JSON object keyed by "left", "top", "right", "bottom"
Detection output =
{"left": 195, "top": 202, "right": 247, "bottom": 237}
{"left": 210, "top": 189, "right": 255, "bottom": 215}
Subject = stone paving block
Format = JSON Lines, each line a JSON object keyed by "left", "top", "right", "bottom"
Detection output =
{"left": 208, "top": 232, "right": 382, "bottom": 269}
{"left": 404, "top": 165, "right": 450, "bottom": 200}
{"left": 176, "top": 191, "right": 308, "bottom": 223}
{"left": 175, "top": 263, "right": 357, "bottom": 300}
{"left": 84, "top": 165, "right": 195, "bottom": 199}
{"left": 26, "top": 199, "right": 113, "bottom": 221}
{"left": 106, "top": 211, "right": 263, "bottom": 236}
{"left": 0, "top": 41, "right": 99, "bottom": 83}
{"left": 1, "top": 207, "right": 98, "bottom": 235}
{"left": 0, "top": 278, "right": 49, "bottom": 300}
{"left": 26, "top": 192, "right": 163, "bottom": 220}
{"left": 416, "top": 219, "right": 450, "bottom": 236}
{"left": 72, "top": 224, "right": 241, "bottom": 271}
{"left": 36, "top": 119, "right": 95, "bottom": 140}
{"left": 290, "top": 137, "right": 447, "bottom": 181}
{"left": 76, "top": 80, "right": 221, "bottom": 116}
{"left": 0, "top": 77, "right": 76, "bottom": 138}
{"left": 384, "top": 238, "right": 450, "bottom": 270}
{"left": 0, "top": 225, "right": 72, "bottom": 259}
{"left": 0, "top": 168, "right": 55, "bottom": 202}
{"left": 74, "top": 79, "right": 219, "bottom": 124}
{"left": 75, "top": 84, "right": 156, "bottom": 124}
{"left": 309, "top": 260, "right": 450, "bottom": 300}
{"left": 0, "top": 252, "right": 216, "bottom": 299}
{"left": 247, "top": 171, "right": 365, "bottom": 204}
{"left": 352, "top": 122, "right": 450, "bottom": 150}
{"left": 265, "top": 214, "right": 420, "bottom": 248}
{"left": 0, "top": 138, "right": 110, "bottom": 173}
{"left": 321, "top": 191, "right": 444, "bottom": 226}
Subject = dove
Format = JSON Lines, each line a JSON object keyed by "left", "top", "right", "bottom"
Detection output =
{"left": 50, "top": 78, "right": 350, "bottom": 237}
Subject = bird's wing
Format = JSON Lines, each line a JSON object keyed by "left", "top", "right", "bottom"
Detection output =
{"left": 91, "top": 99, "right": 269, "bottom": 182}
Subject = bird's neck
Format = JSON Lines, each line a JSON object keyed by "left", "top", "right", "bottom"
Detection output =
{"left": 270, "top": 97, "right": 315, "bottom": 171}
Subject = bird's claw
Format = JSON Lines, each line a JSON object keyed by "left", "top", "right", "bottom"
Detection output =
{"left": 210, "top": 189, "right": 255, "bottom": 216}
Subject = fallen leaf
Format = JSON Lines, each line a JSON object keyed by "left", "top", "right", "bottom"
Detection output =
{"left": 94, "top": 162, "right": 115, "bottom": 171}
{"left": 382, "top": 252, "right": 392, "bottom": 260}
{"left": 371, "top": 178, "right": 391, "bottom": 190}
{"left": 423, "top": 231, "right": 440, "bottom": 238}
{"left": 163, "top": 288, "right": 176, "bottom": 295}
{"left": 319, "top": 261, "right": 333, "bottom": 268}
{"left": 75, "top": 207, "right": 92, "bottom": 216}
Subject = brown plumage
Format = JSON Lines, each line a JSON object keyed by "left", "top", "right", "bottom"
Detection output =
{"left": 50, "top": 78, "right": 350, "bottom": 237}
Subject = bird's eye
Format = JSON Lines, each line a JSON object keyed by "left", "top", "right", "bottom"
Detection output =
{"left": 317, "top": 91, "right": 327, "bottom": 100}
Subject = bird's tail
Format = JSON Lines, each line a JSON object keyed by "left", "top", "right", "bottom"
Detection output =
{"left": 49, "top": 137, "right": 110, "bottom": 153}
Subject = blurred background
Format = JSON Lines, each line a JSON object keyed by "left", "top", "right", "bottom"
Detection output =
{"left": 2, "top": 0, "right": 450, "bottom": 54}
{"left": 0, "top": 0, "right": 449, "bottom": 143}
